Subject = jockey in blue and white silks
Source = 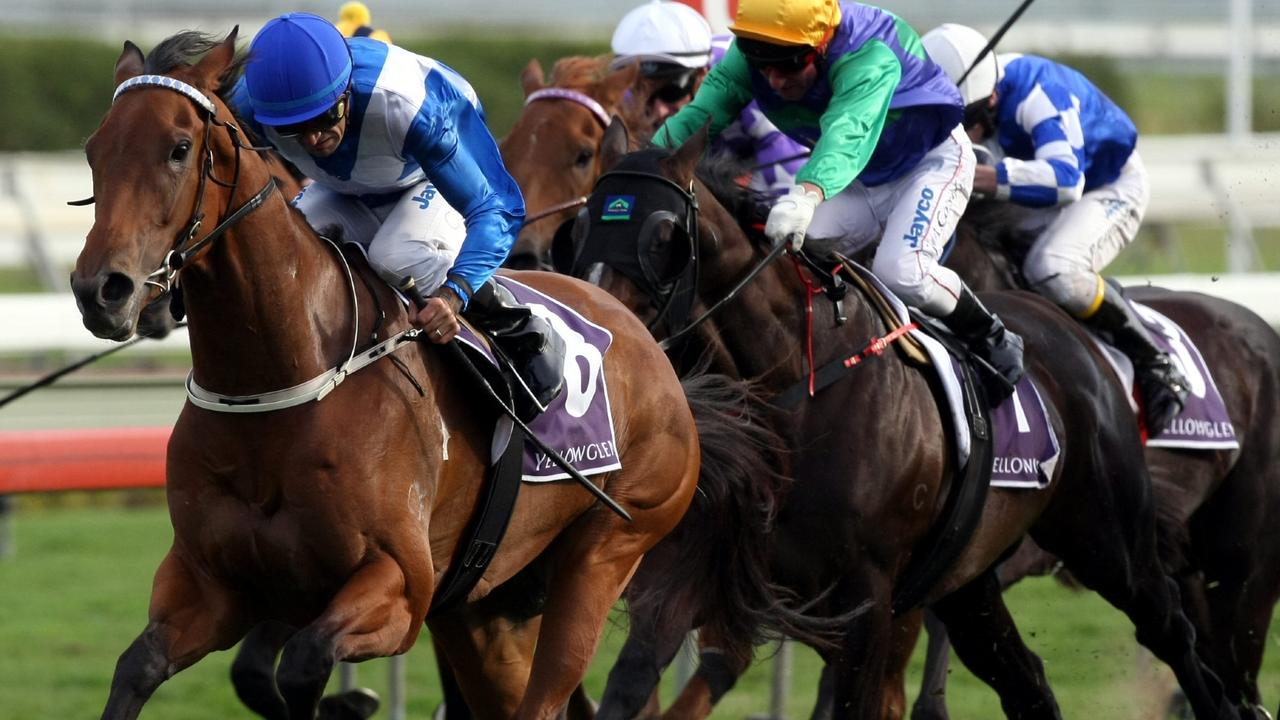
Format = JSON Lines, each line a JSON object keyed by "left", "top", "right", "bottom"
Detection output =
{"left": 236, "top": 13, "right": 563, "bottom": 413}
{"left": 923, "top": 22, "right": 1188, "bottom": 434}
{"left": 232, "top": 17, "right": 521, "bottom": 309}
{"left": 655, "top": 0, "right": 1025, "bottom": 397}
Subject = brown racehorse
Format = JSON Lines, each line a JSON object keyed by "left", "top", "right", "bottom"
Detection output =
{"left": 560, "top": 120, "right": 1243, "bottom": 719}
{"left": 903, "top": 201, "right": 1280, "bottom": 720}
{"left": 72, "top": 30, "right": 706, "bottom": 720}
{"left": 499, "top": 56, "right": 644, "bottom": 271}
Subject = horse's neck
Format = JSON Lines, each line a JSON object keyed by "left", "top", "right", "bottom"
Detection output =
{"left": 180, "top": 192, "right": 366, "bottom": 393}
{"left": 705, "top": 254, "right": 881, "bottom": 389}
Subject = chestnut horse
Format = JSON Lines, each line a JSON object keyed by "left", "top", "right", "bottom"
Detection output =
{"left": 557, "top": 120, "right": 1243, "bottom": 719}
{"left": 903, "top": 202, "right": 1280, "bottom": 720}
{"left": 73, "top": 30, "right": 704, "bottom": 720}
{"left": 499, "top": 56, "right": 644, "bottom": 271}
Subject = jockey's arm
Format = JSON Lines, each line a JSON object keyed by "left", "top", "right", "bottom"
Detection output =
{"left": 795, "top": 41, "right": 900, "bottom": 200}
{"left": 653, "top": 46, "right": 752, "bottom": 149}
{"left": 406, "top": 96, "right": 525, "bottom": 309}
{"left": 993, "top": 80, "right": 1085, "bottom": 207}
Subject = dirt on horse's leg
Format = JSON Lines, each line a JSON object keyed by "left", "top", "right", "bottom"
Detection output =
{"left": 101, "top": 550, "right": 247, "bottom": 720}
{"left": 231, "top": 621, "right": 295, "bottom": 720}
{"left": 276, "top": 555, "right": 420, "bottom": 720}
{"left": 910, "top": 610, "right": 952, "bottom": 720}
{"left": 931, "top": 570, "right": 1061, "bottom": 719}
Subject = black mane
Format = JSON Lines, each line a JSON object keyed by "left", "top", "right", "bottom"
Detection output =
{"left": 144, "top": 30, "right": 249, "bottom": 102}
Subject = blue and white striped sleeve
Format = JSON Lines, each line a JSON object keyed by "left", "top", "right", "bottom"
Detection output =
{"left": 996, "top": 81, "right": 1086, "bottom": 207}
{"left": 403, "top": 85, "right": 525, "bottom": 307}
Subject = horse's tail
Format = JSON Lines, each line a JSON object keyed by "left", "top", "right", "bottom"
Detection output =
{"left": 625, "top": 370, "right": 846, "bottom": 661}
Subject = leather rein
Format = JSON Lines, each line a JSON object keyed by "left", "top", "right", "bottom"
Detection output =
{"left": 89, "top": 74, "right": 420, "bottom": 413}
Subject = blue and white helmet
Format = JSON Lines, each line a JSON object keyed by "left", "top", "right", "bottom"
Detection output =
{"left": 245, "top": 12, "right": 353, "bottom": 126}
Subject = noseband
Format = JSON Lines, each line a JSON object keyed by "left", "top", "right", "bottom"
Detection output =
{"left": 109, "top": 74, "right": 277, "bottom": 295}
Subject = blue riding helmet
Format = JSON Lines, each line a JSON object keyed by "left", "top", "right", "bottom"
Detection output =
{"left": 245, "top": 12, "right": 353, "bottom": 126}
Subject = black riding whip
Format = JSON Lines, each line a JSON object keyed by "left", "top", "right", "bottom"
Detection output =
{"left": 0, "top": 324, "right": 187, "bottom": 410}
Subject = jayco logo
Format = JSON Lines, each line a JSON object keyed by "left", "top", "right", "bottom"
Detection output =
{"left": 901, "top": 187, "right": 935, "bottom": 248}
{"left": 602, "top": 195, "right": 636, "bottom": 222}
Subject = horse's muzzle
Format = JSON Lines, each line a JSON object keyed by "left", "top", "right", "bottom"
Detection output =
{"left": 71, "top": 270, "right": 140, "bottom": 340}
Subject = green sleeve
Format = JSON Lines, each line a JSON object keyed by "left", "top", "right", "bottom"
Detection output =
{"left": 796, "top": 40, "right": 901, "bottom": 198}
{"left": 653, "top": 45, "right": 753, "bottom": 149}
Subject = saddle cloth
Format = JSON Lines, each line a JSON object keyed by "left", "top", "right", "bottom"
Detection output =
{"left": 1090, "top": 301, "right": 1238, "bottom": 450}
{"left": 454, "top": 276, "right": 621, "bottom": 482}
{"left": 848, "top": 264, "right": 1061, "bottom": 489}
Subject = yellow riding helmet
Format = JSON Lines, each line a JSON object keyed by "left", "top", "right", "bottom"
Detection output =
{"left": 729, "top": 0, "right": 843, "bottom": 48}
{"left": 336, "top": 1, "right": 372, "bottom": 37}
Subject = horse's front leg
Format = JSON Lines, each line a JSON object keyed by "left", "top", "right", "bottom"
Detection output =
{"left": 276, "top": 553, "right": 425, "bottom": 720}
{"left": 102, "top": 549, "right": 248, "bottom": 720}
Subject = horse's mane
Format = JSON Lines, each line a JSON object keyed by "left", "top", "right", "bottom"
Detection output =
{"left": 144, "top": 30, "right": 249, "bottom": 100}
{"left": 692, "top": 150, "right": 772, "bottom": 246}
{"left": 547, "top": 54, "right": 613, "bottom": 87}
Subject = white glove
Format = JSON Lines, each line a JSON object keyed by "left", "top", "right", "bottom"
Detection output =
{"left": 765, "top": 185, "right": 822, "bottom": 251}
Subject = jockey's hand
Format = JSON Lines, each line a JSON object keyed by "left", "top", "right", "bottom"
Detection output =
{"left": 766, "top": 183, "right": 823, "bottom": 251}
{"left": 413, "top": 286, "right": 464, "bottom": 344}
{"left": 972, "top": 164, "right": 999, "bottom": 199}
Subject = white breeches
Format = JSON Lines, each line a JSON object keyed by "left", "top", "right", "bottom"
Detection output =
{"left": 1014, "top": 151, "right": 1150, "bottom": 315}
{"left": 291, "top": 179, "right": 467, "bottom": 292}
{"left": 808, "top": 125, "right": 975, "bottom": 317}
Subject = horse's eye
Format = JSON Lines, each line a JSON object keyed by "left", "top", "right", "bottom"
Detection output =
{"left": 169, "top": 141, "right": 191, "bottom": 164}
{"left": 574, "top": 148, "right": 594, "bottom": 168}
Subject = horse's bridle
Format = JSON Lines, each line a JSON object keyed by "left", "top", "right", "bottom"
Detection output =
{"left": 86, "top": 74, "right": 278, "bottom": 296}
{"left": 563, "top": 167, "right": 787, "bottom": 350}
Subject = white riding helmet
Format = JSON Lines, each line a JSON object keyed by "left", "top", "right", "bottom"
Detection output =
{"left": 922, "top": 23, "right": 999, "bottom": 107}
{"left": 611, "top": 0, "right": 713, "bottom": 70}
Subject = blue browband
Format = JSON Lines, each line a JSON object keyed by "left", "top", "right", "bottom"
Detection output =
{"left": 113, "top": 74, "right": 217, "bottom": 115}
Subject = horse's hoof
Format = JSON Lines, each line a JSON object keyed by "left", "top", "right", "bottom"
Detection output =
{"left": 318, "top": 688, "right": 381, "bottom": 719}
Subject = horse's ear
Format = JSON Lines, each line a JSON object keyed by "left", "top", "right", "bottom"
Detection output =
{"left": 599, "top": 116, "right": 630, "bottom": 172}
{"left": 192, "top": 28, "right": 239, "bottom": 88}
{"left": 114, "top": 41, "right": 145, "bottom": 86}
{"left": 520, "top": 59, "right": 546, "bottom": 97}
{"left": 660, "top": 120, "right": 710, "bottom": 185}
{"left": 597, "top": 62, "right": 639, "bottom": 109}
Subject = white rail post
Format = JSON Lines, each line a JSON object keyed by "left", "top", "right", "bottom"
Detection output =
{"left": 1227, "top": 0, "right": 1253, "bottom": 145}
{"left": 388, "top": 656, "right": 407, "bottom": 720}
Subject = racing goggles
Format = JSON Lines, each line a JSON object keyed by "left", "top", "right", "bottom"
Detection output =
{"left": 737, "top": 38, "right": 819, "bottom": 74}
{"left": 638, "top": 62, "right": 698, "bottom": 105}
{"left": 274, "top": 93, "right": 349, "bottom": 139}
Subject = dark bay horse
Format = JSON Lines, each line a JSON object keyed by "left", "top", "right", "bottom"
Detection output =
{"left": 558, "top": 120, "right": 1243, "bottom": 719}
{"left": 904, "top": 202, "right": 1280, "bottom": 720}
{"left": 73, "top": 30, "right": 707, "bottom": 720}
{"left": 499, "top": 56, "right": 646, "bottom": 271}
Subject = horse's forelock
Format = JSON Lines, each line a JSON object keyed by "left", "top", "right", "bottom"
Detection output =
{"left": 547, "top": 55, "right": 611, "bottom": 88}
{"left": 141, "top": 30, "right": 247, "bottom": 99}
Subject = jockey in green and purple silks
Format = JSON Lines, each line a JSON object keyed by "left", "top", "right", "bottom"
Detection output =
{"left": 655, "top": 0, "right": 1025, "bottom": 398}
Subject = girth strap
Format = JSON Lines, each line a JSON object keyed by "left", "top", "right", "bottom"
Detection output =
{"left": 889, "top": 319, "right": 994, "bottom": 616}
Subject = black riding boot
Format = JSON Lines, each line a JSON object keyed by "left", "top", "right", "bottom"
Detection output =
{"left": 1081, "top": 278, "right": 1189, "bottom": 436}
{"left": 942, "top": 285, "right": 1026, "bottom": 402}
{"left": 463, "top": 279, "right": 566, "bottom": 419}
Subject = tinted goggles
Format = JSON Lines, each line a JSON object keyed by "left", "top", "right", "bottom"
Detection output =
{"left": 744, "top": 49, "right": 818, "bottom": 74}
{"left": 652, "top": 76, "right": 696, "bottom": 104}
{"left": 274, "top": 93, "right": 349, "bottom": 138}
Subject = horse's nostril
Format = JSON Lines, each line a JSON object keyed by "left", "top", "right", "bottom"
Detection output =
{"left": 101, "top": 273, "right": 136, "bottom": 304}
